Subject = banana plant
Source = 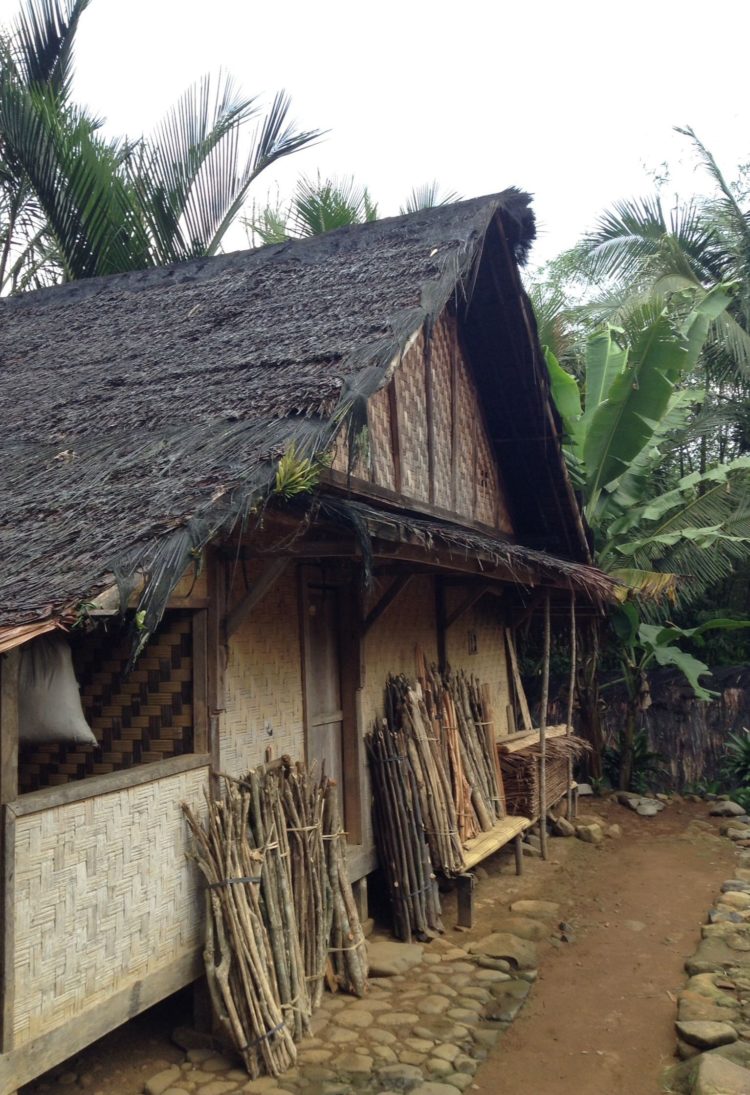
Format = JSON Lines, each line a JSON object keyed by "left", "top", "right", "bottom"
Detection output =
{"left": 545, "top": 284, "right": 750, "bottom": 783}
{"left": 546, "top": 284, "right": 750, "bottom": 603}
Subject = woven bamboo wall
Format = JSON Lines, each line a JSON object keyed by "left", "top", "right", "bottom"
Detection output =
{"left": 12, "top": 765, "right": 208, "bottom": 1044}
{"left": 444, "top": 592, "right": 512, "bottom": 738}
{"left": 19, "top": 612, "right": 194, "bottom": 793}
{"left": 221, "top": 562, "right": 305, "bottom": 776}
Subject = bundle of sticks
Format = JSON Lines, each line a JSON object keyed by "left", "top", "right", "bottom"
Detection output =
{"left": 365, "top": 717, "right": 444, "bottom": 942}
{"left": 183, "top": 783, "right": 298, "bottom": 1078}
{"left": 183, "top": 761, "right": 368, "bottom": 1078}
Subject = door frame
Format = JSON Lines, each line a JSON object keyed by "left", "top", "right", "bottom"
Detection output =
{"left": 298, "top": 562, "right": 363, "bottom": 844}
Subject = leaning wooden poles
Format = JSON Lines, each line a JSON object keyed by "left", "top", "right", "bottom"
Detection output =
{"left": 539, "top": 594, "right": 550, "bottom": 860}
{"left": 566, "top": 590, "right": 577, "bottom": 820}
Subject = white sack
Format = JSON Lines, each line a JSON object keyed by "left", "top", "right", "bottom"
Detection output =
{"left": 19, "top": 634, "right": 98, "bottom": 746}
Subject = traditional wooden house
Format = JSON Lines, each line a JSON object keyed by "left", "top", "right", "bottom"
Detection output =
{"left": 0, "top": 191, "right": 613, "bottom": 1093}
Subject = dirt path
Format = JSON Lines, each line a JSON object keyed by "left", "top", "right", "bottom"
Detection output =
{"left": 473, "top": 797, "right": 735, "bottom": 1095}
{"left": 20, "top": 798, "right": 734, "bottom": 1094}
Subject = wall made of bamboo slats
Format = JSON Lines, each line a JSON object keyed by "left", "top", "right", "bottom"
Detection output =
{"left": 221, "top": 563, "right": 305, "bottom": 776}
{"left": 330, "top": 312, "right": 514, "bottom": 533}
{"left": 444, "top": 594, "right": 512, "bottom": 738}
{"left": 12, "top": 765, "right": 208, "bottom": 1044}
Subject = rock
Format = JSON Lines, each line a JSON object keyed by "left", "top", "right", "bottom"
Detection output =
{"left": 425, "top": 1057, "right": 452, "bottom": 1075}
{"left": 576, "top": 823, "right": 604, "bottom": 843}
{"left": 375, "top": 1063, "right": 424, "bottom": 1090}
{"left": 339, "top": 1010, "right": 373, "bottom": 1028}
{"left": 522, "top": 843, "right": 542, "bottom": 858}
{"left": 577, "top": 783, "right": 594, "bottom": 795}
{"left": 202, "top": 1055, "right": 234, "bottom": 1073}
{"left": 410, "top": 1086, "right": 462, "bottom": 1095}
{"left": 404, "top": 1037, "right": 434, "bottom": 1053}
{"left": 636, "top": 802, "right": 660, "bottom": 817}
{"left": 467, "top": 933, "right": 537, "bottom": 969}
{"left": 474, "top": 966, "right": 512, "bottom": 982}
{"left": 606, "top": 824, "right": 623, "bottom": 839}
{"left": 552, "top": 816, "right": 575, "bottom": 837}
{"left": 367, "top": 941, "right": 424, "bottom": 976}
{"left": 729, "top": 830, "right": 750, "bottom": 842}
{"left": 145, "top": 1069, "right": 182, "bottom": 1095}
{"left": 491, "top": 916, "right": 548, "bottom": 942}
{"left": 711, "top": 802, "right": 747, "bottom": 817}
{"left": 200, "top": 1083, "right": 236, "bottom": 1095}
{"left": 692, "top": 1052, "right": 750, "bottom": 1093}
{"left": 721, "top": 892, "right": 750, "bottom": 910}
{"left": 687, "top": 937, "right": 750, "bottom": 975}
{"left": 509, "top": 899, "right": 559, "bottom": 920}
{"left": 377, "top": 1010, "right": 420, "bottom": 1026}
{"left": 418, "top": 995, "right": 451, "bottom": 1015}
{"left": 399, "top": 1050, "right": 426, "bottom": 1066}
{"left": 615, "top": 791, "right": 639, "bottom": 807}
{"left": 329, "top": 1027, "right": 358, "bottom": 1043}
{"left": 335, "top": 1051, "right": 373, "bottom": 1074}
{"left": 709, "top": 909, "right": 746, "bottom": 925}
{"left": 475, "top": 956, "right": 511, "bottom": 973}
{"left": 721, "top": 821, "right": 750, "bottom": 836}
{"left": 676, "top": 1020, "right": 739, "bottom": 1048}
{"left": 725, "top": 882, "right": 750, "bottom": 893}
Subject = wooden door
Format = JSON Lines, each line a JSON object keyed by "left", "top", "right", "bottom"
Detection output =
{"left": 301, "top": 568, "right": 345, "bottom": 787}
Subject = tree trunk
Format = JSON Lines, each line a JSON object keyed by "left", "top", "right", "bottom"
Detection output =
{"left": 576, "top": 617, "right": 604, "bottom": 780}
{"left": 619, "top": 704, "right": 638, "bottom": 791}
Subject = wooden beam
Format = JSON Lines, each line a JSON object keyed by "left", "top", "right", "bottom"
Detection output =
{"left": 539, "top": 595, "right": 551, "bottom": 861}
{"left": 505, "top": 629, "right": 533, "bottom": 733}
{"left": 388, "top": 376, "right": 402, "bottom": 494}
{"left": 0, "top": 651, "right": 19, "bottom": 806}
{"left": 224, "top": 557, "right": 290, "bottom": 638}
{"left": 219, "top": 540, "right": 358, "bottom": 560}
{"left": 424, "top": 339, "right": 436, "bottom": 505}
{"left": 362, "top": 574, "right": 412, "bottom": 636}
{"left": 450, "top": 319, "right": 460, "bottom": 511}
{"left": 0, "top": 808, "right": 14, "bottom": 1054}
{"left": 339, "top": 575, "right": 362, "bottom": 844}
{"left": 192, "top": 611, "right": 208, "bottom": 755}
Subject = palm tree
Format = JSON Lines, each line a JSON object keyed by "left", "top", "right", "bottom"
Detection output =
{"left": 0, "top": 0, "right": 321, "bottom": 287}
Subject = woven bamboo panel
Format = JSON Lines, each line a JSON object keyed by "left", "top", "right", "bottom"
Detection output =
{"left": 430, "top": 315, "right": 455, "bottom": 509}
{"left": 367, "top": 386, "right": 396, "bottom": 489}
{"left": 12, "top": 765, "right": 209, "bottom": 1044}
{"left": 19, "top": 613, "right": 194, "bottom": 794}
{"left": 395, "top": 332, "right": 430, "bottom": 499}
{"left": 221, "top": 562, "right": 305, "bottom": 776}
{"left": 500, "top": 753, "right": 571, "bottom": 820}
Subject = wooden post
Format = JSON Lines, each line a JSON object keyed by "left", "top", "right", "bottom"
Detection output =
{"left": 539, "top": 596, "right": 550, "bottom": 861}
{"left": 456, "top": 874, "right": 475, "bottom": 929}
{"left": 435, "top": 577, "right": 447, "bottom": 673}
{"left": 567, "top": 591, "right": 577, "bottom": 819}
{"left": 514, "top": 833, "right": 524, "bottom": 875}
{"left": 1, "top": 648, "right": 20, "bottom": 1058}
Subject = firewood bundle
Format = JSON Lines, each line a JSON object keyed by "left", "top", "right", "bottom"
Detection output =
{"left": 183, "top": 761, "right": 368, "bottom": 1079}
{"left": 367, "top": 667, "right": 506, "bottom": 940}
{"left": 365, "top": 717, "right": 444, "bottom": 942}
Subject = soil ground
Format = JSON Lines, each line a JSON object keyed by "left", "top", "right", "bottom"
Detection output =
{"left": 19, "top": 797, "right": 735, "bottom": 1094}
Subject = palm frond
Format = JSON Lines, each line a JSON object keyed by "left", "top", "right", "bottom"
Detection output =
{"left": 4, "top": 0, "right": 89, "bottom": 96}
{"left": 399, "top": 180, "right": 460, "bottom": 215}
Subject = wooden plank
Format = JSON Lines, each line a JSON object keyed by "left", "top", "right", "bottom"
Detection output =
{"left": 539, "top": 595, "right": 551, "bottom": 862}
{"left": 0, "top": 651, "right": 19, "bottom": 807}
{"left": 11, "top": 756, "right": 211, "bottom": 817}
{"left": 450, "top": 319, "right": 460, "bottom": 511}
{"left": 424, "top": 339, "right": 436, "bottom": 505}
{"left": 320, "top": 468, "right": 518, "bottom": 542}
{"left": 339, "top": 577, "right": 362, "bottom": 844}
{"left": 498, "top": 725, "right": 568, "bottom": 754}
{"left": 192, "top": 610, "right": 208, "bottom": 754}
{"left": 462, "top": 815, "right": 530, "bottom": 871}
{"left": 362, "top": 574, "right": 412, "bottom": 636}
{"left": 0, "top": 948, "right": 203, "bottom": 1095}
{"left": 225, "top": 557, "right": 290, "bottom": 638}
{"left": 505, "top": 630, "right": 533, "bottom": 732}
{"left": 1, "top": 807, "right": 15, "bottom": 1052}
{"left": 388, "top": 375, "right": 402, "bottom": 494}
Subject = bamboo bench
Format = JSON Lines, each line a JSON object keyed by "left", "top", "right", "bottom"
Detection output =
{"left": 454, "top": 814, "right": 531, "bottom": 928}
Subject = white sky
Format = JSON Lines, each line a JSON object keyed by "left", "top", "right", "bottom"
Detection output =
{"left": 3, "top": 0, "right": 749, "bottom": 266}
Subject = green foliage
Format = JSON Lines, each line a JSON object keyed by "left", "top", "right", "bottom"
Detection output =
{"left": 399, "top": 181, "right": 461, "bottom": 215}
{"left": 603, "top": 729, "right": 666, "bottom": 793}
{"left": 721, "top": 728, "right": 750, "bottom": 788}
{"left": 273, "top": 445, "right": 320, "bottom": 499}
{"left": 246, "top": 173, "right": 377, "bottom": 244}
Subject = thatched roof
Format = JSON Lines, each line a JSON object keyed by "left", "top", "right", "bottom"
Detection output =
{"left": 0, "top": 189, "right": 599, "bottom": 637}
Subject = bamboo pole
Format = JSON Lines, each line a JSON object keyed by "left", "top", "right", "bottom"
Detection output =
{"left": 567, "top": 590, "right": 577, "bottom": 819}
{"left": 539, "top": 595, "right": 550, "bottom": 860}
